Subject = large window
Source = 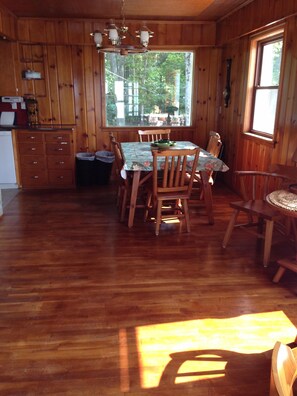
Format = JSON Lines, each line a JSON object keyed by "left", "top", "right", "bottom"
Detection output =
{"left": 104, "top": 51, "right": 194, "bottom": 127}
{"left": 248, "top": 31, "right": 283, "bottom": 137}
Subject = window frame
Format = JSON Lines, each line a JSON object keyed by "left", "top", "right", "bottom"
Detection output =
{"left": 244, "top": 27, "right": 285, "bottom": 141}
{"left": 101, "top": 50, "right": 195, "bottom": 129}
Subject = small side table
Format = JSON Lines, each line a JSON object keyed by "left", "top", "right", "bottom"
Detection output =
{"left": 266, "top": 189, "right": 297, "bottom": 283}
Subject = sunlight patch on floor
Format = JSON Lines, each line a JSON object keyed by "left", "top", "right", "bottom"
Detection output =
{"left": 175, "top": 354, "right": 227, "bottom": 384}
{"left": 130, "top": 311, "right": 296, "bottom": 389}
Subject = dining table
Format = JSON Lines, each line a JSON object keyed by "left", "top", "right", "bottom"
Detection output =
{"left": 120, "top": 141, "right": 229, "bottom": 228}
{"left": 266, "top": 187, "right": 297, "bottom": 282}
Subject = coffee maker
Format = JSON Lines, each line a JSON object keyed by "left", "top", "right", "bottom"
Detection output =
{"left": 25, "top": 97, "right": 39, "bottom": 126}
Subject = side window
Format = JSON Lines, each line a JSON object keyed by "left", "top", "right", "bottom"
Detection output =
{"left": 245, "top": 30, "right": 284, "bottom": 138}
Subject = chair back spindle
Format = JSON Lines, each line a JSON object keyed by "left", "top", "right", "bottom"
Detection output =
{"left": 138, "top": 129, "right": 171, "bottom": 142}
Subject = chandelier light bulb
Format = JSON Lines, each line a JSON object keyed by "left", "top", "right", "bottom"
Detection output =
{"left": 109, "top": 28, "right": 119, "bottom": 45}
{"left": 140, "top": 30, "right": 150, "bottom": 47}
{"left": 94, "top": 32, "right": 103, "bottom": 47}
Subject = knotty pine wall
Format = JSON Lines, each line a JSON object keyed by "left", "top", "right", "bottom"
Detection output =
{"left": 0, "top": 3, "right": 16, "bottom": 40}
{"left": 217, "top": 0, "right": 297, "bottom": 189}
{"left": 1, "top": 0, "right": 296, "bottom": 193}
{"left": 0, "top": 17, "right": 219, "bottom": 154}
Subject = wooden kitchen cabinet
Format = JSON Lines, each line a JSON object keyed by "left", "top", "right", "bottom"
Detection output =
{"left": 15, "top": 128, "right": 75, "bottom": 189}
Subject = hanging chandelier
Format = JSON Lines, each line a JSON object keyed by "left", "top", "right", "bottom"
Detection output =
{"left": 90, "top": 0, "right": 154, "bottom": 56}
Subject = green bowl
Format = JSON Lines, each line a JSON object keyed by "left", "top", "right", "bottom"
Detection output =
{"left": 151, "top": 141, "right": 176, "bottom": 149}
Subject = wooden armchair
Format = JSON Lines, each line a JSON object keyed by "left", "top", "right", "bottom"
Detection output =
{"left": 269, "top": 148, "right": 297, "bottom": 181}
{"left": 138, "top": 129, "right": 171, "bottom": 142}
{"left": 144, "top": 147, "right": 200, "bottom": 235}
{"left": 270, "top": 341, "right": 297, "bottom": 396}
{"left": 222, "top": 171, "right": 293, "bottom": 267}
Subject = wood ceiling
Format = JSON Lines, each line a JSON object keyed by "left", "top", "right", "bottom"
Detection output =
{"left": 0, "top": 0, "right": 249, "bottom": 22}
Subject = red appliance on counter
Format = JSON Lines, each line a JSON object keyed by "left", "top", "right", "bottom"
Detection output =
{"left": 0, "top": 96, "right": 28, "bottom": 126}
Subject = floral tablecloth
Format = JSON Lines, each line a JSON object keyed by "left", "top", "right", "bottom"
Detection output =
{"left": 121, "top": 141, "right": 229, "bottom": 172}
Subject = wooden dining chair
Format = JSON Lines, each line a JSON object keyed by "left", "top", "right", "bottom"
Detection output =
{"left": 206, "top": 131, "right": 223, "bottom": 158}
{"left": 189, "top": 131, "right": 223, "bottom": 203}
{"left": 144, "top": 147, "right": 200, "bottom": 235}
{"left": 270, "top": 341, "right": 297, "bottom": 396}
{"left": 138, "top": 129, "right": 171, "bottom": 142}
{"left": 222, "top": 171, "right": 294, "bottom": 267}
{"left": 110, "top": 136, "right": 131, "bottom": 221}
{"left": 110, "top": 136, "right": 149, "bottom": 222}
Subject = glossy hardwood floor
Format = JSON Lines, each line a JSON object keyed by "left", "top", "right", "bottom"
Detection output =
{"left": 0, "top": 181, "right": 296, "bottom": 396}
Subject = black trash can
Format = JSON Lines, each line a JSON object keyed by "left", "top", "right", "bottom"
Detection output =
{"left": 93, "top": 150, "right": 115, "bottom": 185}
{"left": 75, "top": 152, "right": 95, "bottom": 186}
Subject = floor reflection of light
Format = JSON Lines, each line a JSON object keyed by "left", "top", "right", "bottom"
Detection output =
{"left": 119, "top": 328, "right": 130, "bottom": 392}
{"left": 130, "top": 311, "right": 296, "bottom": 389}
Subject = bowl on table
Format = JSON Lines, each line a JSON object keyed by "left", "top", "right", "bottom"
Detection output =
{"left": 151, "top": 139, "right": 176, "bottom": 149}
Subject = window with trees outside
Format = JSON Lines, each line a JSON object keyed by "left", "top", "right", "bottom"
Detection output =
{"left": 104, "top": 51, "right": 194, "bottom": 127}
{"left": 249, "top": 32, "right": 283, "bottom": 137}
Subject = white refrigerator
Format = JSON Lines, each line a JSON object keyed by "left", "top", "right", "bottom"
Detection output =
{"left": 0, "top": 130, "right": 17, "bottom": 187}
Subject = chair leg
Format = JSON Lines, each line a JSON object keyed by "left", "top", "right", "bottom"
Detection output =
{"left": 144, "top": 192, "right": 152, "bottom": 222}
{"left": 120, "top": 189, "right": 128, "bottom": 222}
{"left": 273, "top": 266, "right": 286, "bottom": 283}
{"left": 155, "top": 200, "right": 162, "bottom": 236}
{"left": 222, "top": 209, "right": 240, "bottom": 248}
{"left": 272, "top": 257, "right": 297, "bottom": 283}
{"left": 263, "top": 219, "right": 274, "bottom": 267}
{"left": 183, "top": 199, "right": 191, "bottom": 233}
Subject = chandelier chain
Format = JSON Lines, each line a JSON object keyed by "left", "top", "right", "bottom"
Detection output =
{"left": 121, "top": 0, "right": 126, "bottom": 27}
{"left": 90, "top": 0, "right": 154, "bottom": 55}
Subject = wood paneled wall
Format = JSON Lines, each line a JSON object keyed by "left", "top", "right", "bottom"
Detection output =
{"left": 0, "top": 41, "right": 18, "bottom": 95}
{"left": 218, "top": 10, "right": 297, "bottom": 190}
{"left": 17, "top": 19, "right": 216, "bottom": 47}
{"left": 9, "top": 18, "right": 219, "bottom": 153}
{"left": 216, "top": 0, "right": 297, "bottom": 44}
{"left": 0, "top": 3, "right": 16, "bottom": 40}
{"left": 2, "top": 0, "right": 297, "bottom": 195}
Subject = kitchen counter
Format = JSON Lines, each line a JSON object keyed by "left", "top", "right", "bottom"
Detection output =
{"left": 0, "top": 124, "right": 76, "bottom": 131}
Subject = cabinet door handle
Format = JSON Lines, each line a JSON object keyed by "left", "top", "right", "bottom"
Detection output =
{"left": 56, "top": 136, "right": 63, "bottom": 140}
{"left": 32, "top": 161, "right": 38, "bottom": 165}
{"left": 31, "top": 147, "right": 36, "bottom": 151}
{"left": 61, "top": 142, "right": 68, "bottom": 145}
{"left": 29, "top": 136, "right": 36, "bottom": 139}
{"left": 33, "top": 176, "right": 39, "bottom": 179}
{"left": 58, "top": 161, "right": 65, "bottom": 165}
{"left": 57, "top": 148, "right": 63, "bottom": 151}
{"left": 58, "top": 176, "right": 64, "bottom": 179}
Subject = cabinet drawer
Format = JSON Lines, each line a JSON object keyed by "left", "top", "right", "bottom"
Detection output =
{"left": 19, "top": 142, "right": 45, "bottom": 155}
{"left": 46, "top": 143, "right": 71, "bottom": 155}
{"left": 21, "top": 170, "right": 48, "bottom": 187}
{"left": 20, "top": 155, "right": 47, "bottom": 170}
{"left": 48, "top": 170, "right": 74, "bottom": 186}
{"left": 47, "top": 156, "right": 73, "bottom": 170}
{"left": 17, "top": 132, "right": 43, "bottom": 143}
{"left": 45, "top": 133, "right": 71, "bottom": 143}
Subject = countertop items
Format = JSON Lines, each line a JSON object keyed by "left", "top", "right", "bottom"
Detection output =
{"left": 0, "top": 124, "right": 76, "bottom": 131}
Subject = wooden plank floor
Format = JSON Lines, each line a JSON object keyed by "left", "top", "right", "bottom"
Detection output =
{"left": 0, "top": 182, "right": 296, "bottom": 395}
